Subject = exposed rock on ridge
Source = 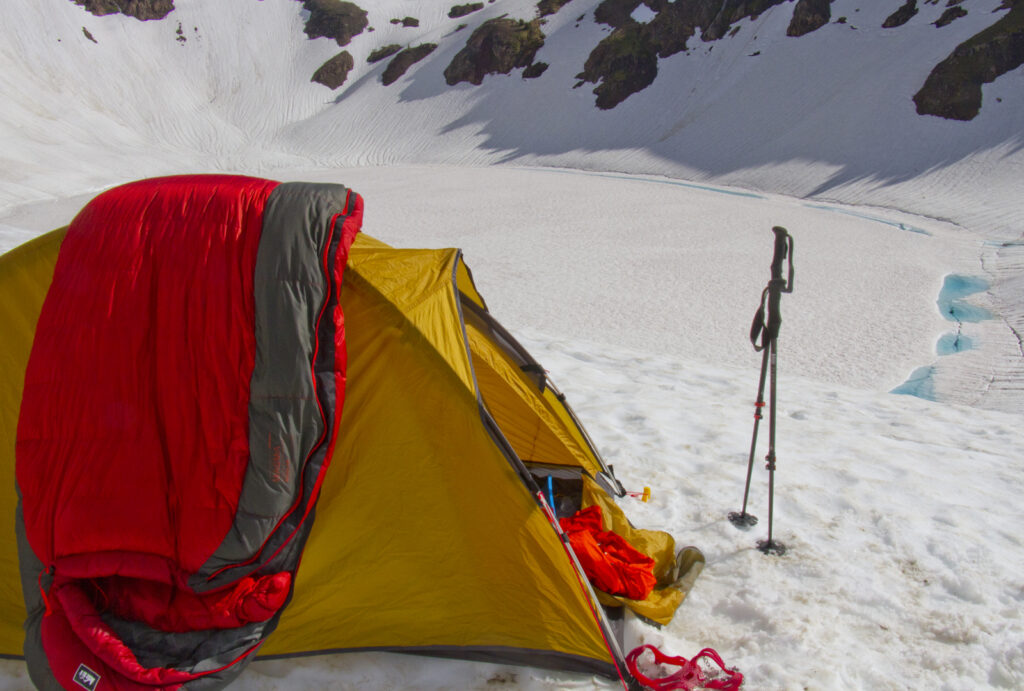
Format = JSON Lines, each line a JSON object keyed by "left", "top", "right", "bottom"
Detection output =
{"left": 701, "top": 0, "right": 789, "bottom": 41}
{"left": 578, "top": 0, "right": 789, "bottom": 109}
{"left": 449, "top": 3, "right": 485, "bottom": 18}
{"left": 368, "top": 44, "right": 402, "bottom": 63}
{"left": 71, "top": 0, "right": 174, "bottom": 21}
{"left": 787, "top": 0, "right": 831, "bottom": 38}
{"left": 934, "top": 5, "right": 968, "bottom": 28}
{"left": 383, "top": 44, "right": 438, "bottom": 85}
{"left": 298, "top": 0, "right": 367, "bottom": 46}
{"left": 914, "top": 1, "right": 1024, "bottom": 120}
{"left": 444, "top": 18, "right": 545, "bottom": 86}
{"left": 578, "top": 20, "right": 661, "bottom": 109}
{"left": 882, "top": 0, "right": 918, "bottom": 28}
{"left": 312, "top": 51, "right": 354, "bottom": 89}
{"left": 536, "top": 0, "right": 575, "bottom": 17}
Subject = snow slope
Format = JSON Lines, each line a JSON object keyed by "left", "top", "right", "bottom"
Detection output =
{"left": 3, "top": 0, "right": 1021, "bottom": 228}
{"left": 4, "top": 164, "right": 1022, "bottom": 690}
{"left": 2, "top": 0, "right": 1021, "bottom": 409}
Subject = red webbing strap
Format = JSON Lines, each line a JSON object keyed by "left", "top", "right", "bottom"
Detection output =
{"left": 626, "top": 644, "right": 743, "bottom": 690}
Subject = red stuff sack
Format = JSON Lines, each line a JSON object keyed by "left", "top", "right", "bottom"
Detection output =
{"left": 559, "top": 505, "right": 657, "bottom": 600}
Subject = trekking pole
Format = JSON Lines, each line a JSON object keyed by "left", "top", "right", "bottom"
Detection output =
{"left": 728, "top": 346, "right": 769, "bottom": 529}
{"left": 729, "top": 226, "right": 793, "bottom": 556}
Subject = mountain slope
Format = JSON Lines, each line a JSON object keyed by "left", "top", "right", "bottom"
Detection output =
{"left": 2, "top": 0, "right": 1022, "bottom": 409}
{"left": 0, "top": 0, "right": 1020, "bottom": 230}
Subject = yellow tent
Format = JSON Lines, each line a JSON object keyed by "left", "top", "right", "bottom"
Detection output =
{"left": 0, "top": 193, "right": 687, "bottom": 684}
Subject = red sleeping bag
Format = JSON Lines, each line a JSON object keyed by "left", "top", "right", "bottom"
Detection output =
{"left": 15, "top": 176, "right": 362, "bottom": 690}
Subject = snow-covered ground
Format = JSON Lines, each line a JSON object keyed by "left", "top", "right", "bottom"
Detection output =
{"left": 3, "top": 165, "right": 1022, "bottom": 690}
{"left": 1, "top": 0, "right": 1023, "bottom": 688}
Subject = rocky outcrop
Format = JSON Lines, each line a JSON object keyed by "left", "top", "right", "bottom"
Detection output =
{"left": 578, "top": 1, "right": 720, "bottom": 109}
{"left": 882, "top": 0, "right": 918, "bottom": 28}
{"left": 701, "top": 0, "right": 789, "bottom": 41}
{"left": 593, "top": 0, "right": 646, "bottom": 29}
{"left": 787, "top": 0, "right": 831, "bottom": 37}
{"left": 523, "top": 61, "right": 549, "bottom": 78}
{"left": 449, "top": 3, "right": 484, "bottom": 19}
{"left": 391, "top": 17, "right": 420, "bottom": 27}
{"left": 579, "top": 0, "right": 798, "bottom": 108}
{"left": 578, "top": 21, "right": 660, "bottom": 108}
{"left": 934, "top": 5, "right": 967, "bottom": 28}
{"left": 536, "top": 0, "right": 574, "bottom": 17}
{"left": 312, "top": 51, "right": 354, "bottom": 89}
{"left": 299, "top": 0, "right": 368, "bottom": 46}
{"left": 914, "top": 1, "right": 1024, "bottom": 120}
{"left": 70, "top": 0, "right": 173, "bottom": 21}
{"left": 368, "top": 44, "right": 402, "bottom": 63}
{"left": 444, "top": 18, "right": 545, "bottom": 85}
{"left": 382, "top": 44, "right": 438, "bottom": 85}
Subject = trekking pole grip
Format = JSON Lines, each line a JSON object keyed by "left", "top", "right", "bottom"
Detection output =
{"left": 770, "top": 225, "right": 793, "bottom": 293}
{"left": 764, "top": 226, "right": 792, "bottom": 341}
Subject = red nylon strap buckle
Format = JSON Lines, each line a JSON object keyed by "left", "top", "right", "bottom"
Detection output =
{"left": 625, "top": 644, "right": 743, "bottom": 690}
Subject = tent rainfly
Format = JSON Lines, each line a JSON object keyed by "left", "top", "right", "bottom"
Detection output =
{"left": 0, "top": 176, "right": 692, "bottom": 691}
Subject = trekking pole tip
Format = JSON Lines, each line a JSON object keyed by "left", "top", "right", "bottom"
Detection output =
{"left": 756, "top": 539, "right": 786, "bottom": 556}
{"left": 728, "top": 511, "right": 759, "bottom": 529}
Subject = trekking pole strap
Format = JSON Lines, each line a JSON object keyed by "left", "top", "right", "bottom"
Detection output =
{"left": 748, "top": 286, "right": 770, "bottom": 351}
{"left": 749, "top": 227, "right": 793, "bottom": 351}
{"left": 625, "top": 644, "right": 743, "bottom": 690}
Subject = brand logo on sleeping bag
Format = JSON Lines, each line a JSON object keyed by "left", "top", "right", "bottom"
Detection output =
{"left": 73, "top": 663, "right": 100, "bottom": 690}
{"left": 270, "top": 435, "right": 292, "bottom": 485}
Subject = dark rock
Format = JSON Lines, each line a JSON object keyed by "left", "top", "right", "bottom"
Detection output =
{"left": 594, "top": 0, "right": 643, "bottom": 29}
{"left": 934, "top": 5, "right": 967, "bottom": 27}
{"left": 645, "top": 3, "right": 704, "bottom": 58}
{"left": 391, "top": 16, "right": 419, "bottom": 27}
{"left": 578, "top": 20, "right": 658, "bottom": 108}
{"left": 444, "top": 18, "right": 546, "bottom": 85}
{"left": 382, "top": 44, "right": 438, "bottom": 85}
{"left": 537, "top": 0, "right": 574, "bottom": 17}
{"left": 367, "top": 44, "right": 402, "bottom": 63}
{"left": 702, "top": 0, "right": 789, "bottom": 41}
{"left": 299, "top": 0, "right": 368, "bottom": 46}
{"left": 577, "top": 1, "right": 712, "bottom": 108}
{"left": 914, "top": 2, "right": 1024, "bottom": 120}
{"left": 71, "top": 0, "right": 174, "bottom": 21}
{"left": 580, "top": 0, "right": 811, "bottom": 108}
{"left": 522, "top": 61, "right": 549, "bottom": 77}
{"left": 82, "top": 27, "right": 98, "bottom": 42}
{"left": 882, "top": 0, "right": 918, "bottom": 28}
{"left": 449, "top": 3, "right": 484, "bottom": 18}
{"left": 312, "top": 51, "right": 354, "bottom": 89}
{"left": 787, "top": 0, "right": 831, "bottom": 37}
